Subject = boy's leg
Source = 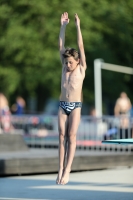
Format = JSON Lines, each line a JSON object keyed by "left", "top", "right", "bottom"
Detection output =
{"left": 56, "top": 107, "right": 68, "bottom": 184}
{"left": 61, "top": 108, "right": 81, "bottom": 185}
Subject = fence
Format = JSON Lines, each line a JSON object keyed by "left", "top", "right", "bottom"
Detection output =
{"left": 0, "top": 114, "right": 133, "bottom": 152}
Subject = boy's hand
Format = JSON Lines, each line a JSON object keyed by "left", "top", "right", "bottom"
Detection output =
{"left": 75, "top": 13, "right": 80, "bottom": 27}
{"left": 61, "top": 12, "right": 69, "bottom": 26}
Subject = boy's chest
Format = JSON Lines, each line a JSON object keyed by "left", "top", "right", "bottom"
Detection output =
{"left": 62, "top": 68, "right": 84, "bottom": 86}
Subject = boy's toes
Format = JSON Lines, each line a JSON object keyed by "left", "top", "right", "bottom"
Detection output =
{"left": 56, "top": 179, "right": 60, "bottom": 184}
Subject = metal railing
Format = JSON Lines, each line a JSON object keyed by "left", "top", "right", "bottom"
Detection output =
{"left": 0, "top": 114, "right": 133, "bottom": 151}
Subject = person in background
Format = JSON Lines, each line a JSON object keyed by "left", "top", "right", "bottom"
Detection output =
{"left": 11, "top": 96, "right": 26, "bottom": 115}
{"left": 114, "top": 92, "right": 132, "bottom": 116}
{"left": 0, "top": 93, "right": 9, "bottom": 114}
{"left": 114, "top": 92, "right": 132, "bottom": 139}
{"left": 89, "top": 107, "right": 96, "bottom": 117}
{"left": 0, "top": 93, "right": 13, "bottom": 132}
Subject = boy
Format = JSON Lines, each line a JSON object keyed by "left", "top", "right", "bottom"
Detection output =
{"left": 56, "top": 12, "right": 87, "bottom": 185}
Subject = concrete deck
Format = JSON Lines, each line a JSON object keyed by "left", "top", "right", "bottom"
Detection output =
{"left": 0, "top": 167, "right": 133, "bottom": 200}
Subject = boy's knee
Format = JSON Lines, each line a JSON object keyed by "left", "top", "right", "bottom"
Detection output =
{"left": 59, "top": 131, "right": 65, "bottom": 141}
{"left": 68, "top": 132, "right": 76, "bottom": 142}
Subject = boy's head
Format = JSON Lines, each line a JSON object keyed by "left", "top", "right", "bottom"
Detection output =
{"left": 63, "top": 48, "right": 80, "bottom": 71}
{"left": 63, "top": 47, "right": 80, "bottom": 61}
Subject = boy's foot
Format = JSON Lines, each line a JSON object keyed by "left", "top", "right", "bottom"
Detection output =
{"left": 56, "top": 168, "right": 63, "bottom": 184}
{"left": 60, "top": 169, "right": 70, "bottom": 185}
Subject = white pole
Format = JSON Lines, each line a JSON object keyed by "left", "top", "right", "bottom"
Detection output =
{"left": 94, "top": 59, "right": 103, "bottom": 117}
{"left": 94, "top": 60, "right": 133, "bottom": 117}
{"left": 102, "top": 63, "right": 133, "bottom": 74}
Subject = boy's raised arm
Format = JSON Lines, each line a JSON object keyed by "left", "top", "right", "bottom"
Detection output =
{"left": 75, "top": 13, "right": 87, "bottom": 70}
{"left": 59, "top": 12, "right": 69, "bottom": 64}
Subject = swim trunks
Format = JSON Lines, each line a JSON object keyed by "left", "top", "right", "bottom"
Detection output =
{"left": 59, "top": 101, "right": 82, "bottom": 116}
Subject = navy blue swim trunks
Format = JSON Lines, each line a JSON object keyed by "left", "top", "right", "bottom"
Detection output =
{"left": 59, "top": 101, "right": 82, "bottom": 116}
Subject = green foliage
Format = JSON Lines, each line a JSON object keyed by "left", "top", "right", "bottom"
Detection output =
{"left": 0, "top": 66, "right": 20, "bottom": 96}
{"left": 0, "top": 0, "right": 133, "bottom": 112}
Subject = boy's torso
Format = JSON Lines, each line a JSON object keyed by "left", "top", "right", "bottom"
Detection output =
{"left": 60, "top": 65, "right": 85, "bottom": 102}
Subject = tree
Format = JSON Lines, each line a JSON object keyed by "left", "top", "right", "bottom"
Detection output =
{"left": 0, "top": 0, "right": 133, "bottom": 113}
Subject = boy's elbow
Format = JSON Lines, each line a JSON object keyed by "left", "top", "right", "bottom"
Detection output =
{"left": 78, "top": 43, "right": 84, "bottom": 49}
{"left": 58, "top": 44, "right": 64, "bottom": 51}
{"left": 59, "top": 45, "right": 65, "bottom": 52}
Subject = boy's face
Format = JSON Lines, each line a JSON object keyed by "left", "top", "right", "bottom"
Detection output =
{"left": 64, "top": 56, "right": 79, "bottom": 72}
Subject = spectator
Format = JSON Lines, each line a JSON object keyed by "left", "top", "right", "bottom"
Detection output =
{"left": 0, "top": 93, "right": 9, "bottom": 114}
{"left": 114, "top": 92, "right": 132, "bottom": 116}
{"left": 0, "top": 93, "right": 13, "bottom": 132}
{"left": 89, "top": 107, "right": 96, "bottom": 117}
{"left": 11, "top": 96, "right": 26, "bottom": 115}
{"left": 114, "top": 92, "right": 132, "bottom": 139}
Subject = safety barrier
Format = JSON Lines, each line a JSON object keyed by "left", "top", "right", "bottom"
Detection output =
{"left": 0, "top": 114, "right": 133, "bottom": 152}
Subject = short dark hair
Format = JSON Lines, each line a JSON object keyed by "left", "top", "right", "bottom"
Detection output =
{"left": 63, "top": 47, "right": 80, "bottom": 61}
